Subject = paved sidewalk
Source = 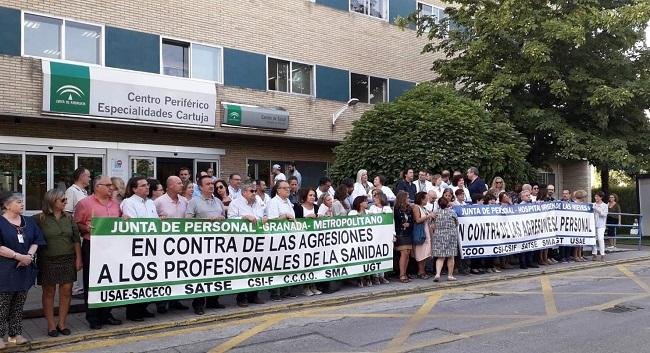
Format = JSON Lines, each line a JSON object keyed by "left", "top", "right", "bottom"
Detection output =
{"left": 5, "top": 247, "right": 650, "bottom": 352}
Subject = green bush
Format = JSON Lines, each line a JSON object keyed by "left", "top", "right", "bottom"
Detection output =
{"left": 330, "top": 84, "right": 535, "bottom": 186}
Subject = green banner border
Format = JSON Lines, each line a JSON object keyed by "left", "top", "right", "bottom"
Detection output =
{"left": 91, "top": 214, "right": 393, "bottom": 236}
{"left": 90, "top": 257, "right": 392, "bottom": 292}
{"left": 88, "top": 268, "right": 388, "bottom": 308}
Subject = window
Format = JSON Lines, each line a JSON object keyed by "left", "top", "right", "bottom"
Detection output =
{"left": 267, "top": 58, "right": 314, "bottom": 95}
{"left": 417, "top": 2, "right": 456, "bottom": 33}
{"left": 351, "top": 73, "right": 387, "bottom": 104}
{"left": 23, "top": 13, "right": 102, "bottom": 65}
{"left": 162, "top": 39, "right": 223, "bottom": 82}
{"left": 162, "top": 39, "right": 189, "bottom": 78}
{"left": 537, "top": 172, "right": 556, "bottom": 188}
{"left": 350, "top": 0, "right": 388, "bottom": 20}
{"left": 192, "top": 44, "right": 223, "bottom": 82}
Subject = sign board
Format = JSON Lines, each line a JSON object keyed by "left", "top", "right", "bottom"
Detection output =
{"left": 42, "top": 61, "right": 216, "bottom": 128}
{"left": 223, "top": 103, "right": 289, "bottom": 130}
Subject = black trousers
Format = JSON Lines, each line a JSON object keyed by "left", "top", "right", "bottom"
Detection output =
{"left": 519, "top": 251, "right": 534, "bottom": 266}
{"left": 192, "top": 296, "right": 220, "bottom": 309}
{"left": 236, "top": 291, "right": 259, "bottom": 303}
{"left": 82, "top": 239, "right": 112, "bottom": 325}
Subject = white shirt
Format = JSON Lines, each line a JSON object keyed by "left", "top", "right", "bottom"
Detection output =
{"left": 121, "top": 195, "right": 159, "bottom": 218}
{"left": 316, "top": 186, "right": 335, "bottom": 199}
{"left": 451, "top": 186, "right": 471, "bottom": 204}
{"left": 228, "top": 196, "right": 265, "bottom": 220}
{"left": 228, "top": 185, "right": 242, "bottom": 200}
{"left": 317, "top": 204, "right": 332, "bottom": 217}
{"left": 255, "top": 193, "right": 271, "bottom": 214}
{"left": 266, "top": 195, "right": 295, "bottom": 219}
{"left": 64, "top": 184, "right": 88, "bottom": 214}
{"left": 351, "top": 182, "right": 373, "bottom": 201}
{"left": 273, "top": 173, "right": 287, "bottom": 183}
{"left": 348, "top": 210, "right": 361, "bottom": 216}
{"left": 368, "top": 205, "right": 392, "bottom": 214}
{"left": 453, "top": 200, "right": 466, "bottom": 206}
{"left": 373, "top": 186, "right": 396, "bottom": 202}
{"left": 415, "top": 180, "right": 433, "bottom": 193}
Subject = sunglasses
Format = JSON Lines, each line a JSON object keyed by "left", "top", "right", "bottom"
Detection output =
{"left": 216, "top": 185, "right": 225, "bottom": 189}
{"left": 59, "top": 198, "right": 67, "bottom": 203}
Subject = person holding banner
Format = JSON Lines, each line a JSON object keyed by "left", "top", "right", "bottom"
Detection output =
{"left": 0, "top": 193, "right": 46, "bottom": 347}
{"left": 294, "top": 188, "right": 324, "bottom": 295}
{"left": 74, "top": 176, "right": 123, "bottom": 330}
{"left": 228, "top": 181, "right": 266, "bottom": 307}
{"left": 432, "top": 196, "right": 458, "bottom": 282}
{"left": 33, "top": 189, "right": 82, "bottom": 337}
{"left": 332, "top": 184, "right": 350, "bottom": 216}
{"left": 394, "top": 191, "right": 414, "bottom": 283}
{"left": 572, "top": 190, "right": 589, "bottom": 262}
{"left": 267, "top": 181, "right": 296, "bottom": 221}
{"left": 121, "top": 177, "right": 159, "bottom": 322}
{"left": 412, "top": 192, "right": 434, "bottom": 280}
{"left": 518, "top": 190, "right": 539, "bottom": 269}
{"left": 592, "top": 191, "right": 608, "bottom": 261}
{"left": 154, "top": 176, "right": 190, "bottom": 314}
{"left": 187, "top": 175, "right": 226, "bottom": 315}
{"left": 268, "top": 180, "right": 298, "bottom": 301}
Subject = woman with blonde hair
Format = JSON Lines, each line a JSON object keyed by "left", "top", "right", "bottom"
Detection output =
{"left": 490, "top": 177, "right": 506, "bottom": 199}
{"left": 351, "top": 169, "right": 374, "bottom": 200}
{"left": 33, "top": 189, "right": 81, "bottom": 337}
{"left": 110, "top": 177, "right": 126, "bottom": 203}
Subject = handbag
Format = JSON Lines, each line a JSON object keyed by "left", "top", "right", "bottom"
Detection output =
{"left": 412, "top": 222, "right": 426, "bottom": 245}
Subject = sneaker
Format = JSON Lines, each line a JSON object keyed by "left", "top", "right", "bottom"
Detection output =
{"left": 302, "top": 288, "right": 314, "bottom": 297}
{"left": 310, "top": 285, "right": 322, "bottom": 295}
{"left": 8, "top": 335, "right": 28, "bottom": 345}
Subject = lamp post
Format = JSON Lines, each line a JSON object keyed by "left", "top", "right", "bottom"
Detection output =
{"left": 331, "top": 98, "right": 360, "bottom": 127}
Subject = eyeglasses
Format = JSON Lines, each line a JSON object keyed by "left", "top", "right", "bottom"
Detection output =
{"left": 59, "top": 198, "right": 67, "bottom": 203}
{"left": 216, "top": 185, "right": 225, "bottom": 189}
{"left": 548, "top": 189, "right": 555, "bottom": 192}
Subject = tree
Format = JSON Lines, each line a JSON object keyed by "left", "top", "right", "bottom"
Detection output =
{"left": 329, "top": 84, "right": 535, "bottom": 186}
{"left": 403, "top": 0, "right": 650, "bottom": 194}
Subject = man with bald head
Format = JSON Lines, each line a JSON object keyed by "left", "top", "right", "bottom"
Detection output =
{"left": 155, "top": 176, "right": 188, "bottom": 219}
{"left": 153, "top": 176, "right": 190, "bottom": 313}
{"left": 74, "top": 176, "right": 123, "bottom": 330}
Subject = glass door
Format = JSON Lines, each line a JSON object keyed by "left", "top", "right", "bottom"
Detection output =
{"left": 0, "top": 153, "right": 22, "bottom": 195}
{"left": 131, "top": 157, "right": 156, "bottom": 178}
{"left": 53, "top": 154, "right": 75, "bottom": 191}
{"left": 25, "top": 154, "right": 47, "bottom": 211}
{"left": 195, "top": 160, "right": 219, "bottom": 180}
{"left": 77, "top": 155, "right": 104, "bottom": 194}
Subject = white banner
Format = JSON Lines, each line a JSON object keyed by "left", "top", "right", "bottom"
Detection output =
{"left": 455, "top": 201, "right": 596, "bottom": 258}
{"left": 88, "top": 215, "right": 394, "bottom": 308}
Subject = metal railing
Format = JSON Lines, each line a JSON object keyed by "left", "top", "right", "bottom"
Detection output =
{"left": 604, "top": 213, "right": 644, "bottom": 250}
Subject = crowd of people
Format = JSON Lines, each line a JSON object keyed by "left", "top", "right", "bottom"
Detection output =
{"left": 0, "top": 164, "right": 623, "bottom": 347}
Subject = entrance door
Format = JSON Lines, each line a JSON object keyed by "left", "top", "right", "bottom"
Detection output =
{"left": 157, "top": 158, "right": 194, "bottom": 186}
{"left": 130, "top": 157, "right": 156, "bottom": 179}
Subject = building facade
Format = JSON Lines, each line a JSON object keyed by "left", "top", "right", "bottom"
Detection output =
{"left": 0, "top": 0, "right": 450, "bottom": 212}
{"left": 0, "top": 0, "right": 589, "bottom": 213}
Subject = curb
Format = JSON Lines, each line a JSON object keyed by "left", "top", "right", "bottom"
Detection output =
{"left": 6, "top": 254, "right": 650, "bottom": 352}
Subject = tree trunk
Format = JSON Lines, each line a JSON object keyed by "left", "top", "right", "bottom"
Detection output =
{"left": 600, "top": 166, "right": 609, "bottom": 195}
